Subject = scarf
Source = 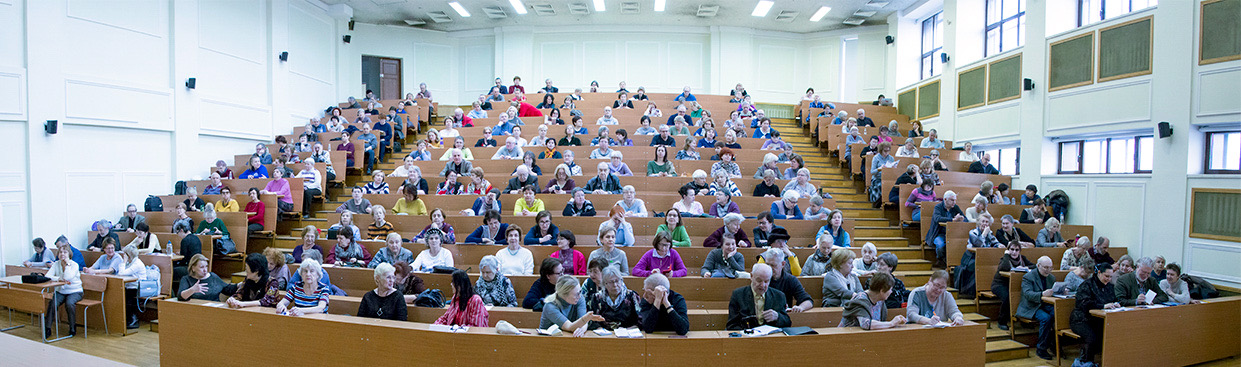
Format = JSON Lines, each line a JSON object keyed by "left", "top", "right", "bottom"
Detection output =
{"left": 335, "top": 240, "right": 365, "bottom": 261}
{"left": 602, "top": 282, "right": 629, "bottom": 309}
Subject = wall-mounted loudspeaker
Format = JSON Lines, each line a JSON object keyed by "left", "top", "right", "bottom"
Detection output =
{"left": 349, "top": 20, "right": 355, "bottom": 31}
{"left": 342, "top": 35, "right": 352, "bottom": 43}
{"left": 885, "top": 35, "right": 894, "bottom": 44}
{"left": 279, "top": 51, "right": 289, "bottom": 62}
{"left": 1158, "top": 122, "right": 1173, "bottom": 138}
{"left": 940, "top": 53, "right": 949, "bottom": 63}
{"left": 185, "top": 77, "right": 196, "bottom": 89}
{"left": 1023, "top": 78, "right": 1035, "bottom": 91}
{"left": 44, "top": 120, "right": 58, "bottom": 135}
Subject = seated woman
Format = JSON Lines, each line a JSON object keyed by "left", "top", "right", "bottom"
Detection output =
{"left": 114, "top": 245, "right": 147, "bottom": 328}
{"left": 801, "top": 238, "right": 834, "bottom": 277}
{"left": 240, "top": 156, "right": 268, "bottom": 179}
{"left": 407, "top": 227, "right": 451, "bottom": 270}
{"left": 906, "top": 270, "right": 966, "bottom": 326}
{"left": 710, "top": 148, "right": 742, "bottom": 178}
{"left": 44, "top": 244, "right": 84, "bottom": 337}
{"left": 540, "top": 275, "right": 604, "bottom": 336}
{"left": 615, "top": 185, "right": 649, "bottom": 217}
{"left": 607, "top": 151, "right": 633, "bottom": 177}
{"left": 215, "top": 186, "right": 239, "bottom": 212}
{"left": 23, "top": 238, "right": 56, "bottom": 268}
{"left": 513, "top": 185, "right": 545, "bottom": 217}
{"left": 992, "top": 241, "right": 1033, "bottom": 330}
{"left": 369, "top": 233, "right": 414, "bottom": 268}
{"left": 523, "top": 258, "right": 563, "bottom": 310}
{"left": 356, "top": 263, "right": 408, "bottom": 321}
{"left": 277, "top": 258, "right": 330, "bottom": 316}
{"left": 672, "top": 187, "right": 704, "bottom": 218}
{"left": 769, "top": 191, "right": 804, "bottom": 220}
{"left": 590, "top": 223, "right": 631, "bottom": 276}
{"left": 753, "top": 170, "right": 782, "bottom": 198}
{"left": 393, "top": 262, "right": 426, "bottom": 303}
{"left": 475, "top": 255, "right": 519, "bottom": 307}
{"left": 906, "top": 181, "right": 937, "bottom": 222}
{"left": 438, "top": 136, "right": 475, "bottom": 161}
{"left": 436, "top": 171, "right": 464, "bottom": 195}
{"left": 329, "top": 212, "right": 362, "bottom": 242}
{"left": 633, "top": 233, "right": 688, "bottom": 277}
{"left": 226, "top": 253, "right": 283, "bottom": 310}
{"left": 964, "top": 196, "right": 990, "bottom": 222}
{"left": 840, "top": 272, "right": 907, "bottom": 330}
{"left": 465, "top": 210, "right": 509, "bottom": 244}
{"left": 703, "top": 213, "right": 750, "bottom": 248}
{"left": 392, "top": 184, "right": 427, "bottom": 216}
{"left": 635, "top": 116, "right": 658, "bottom": 135}
{"left": 822, "top": 249, "right": 864, "bottom": 307}
{"left": 804, "top": 195, "right": 830, "bottom": 220}
{"left": 1070, "top": 263, "right": 1120, "bottom": 367}
{"left": 367, "top": 205, "right": 396, "bottom": 240}
{"left": 463, "top": 167, "right": 491, "bottom": 196}
{"left": 537, "top": 137, "right": 562, "bottom": 160}
{"left": 496, "top": 226, "right": 535, "bottom": 276}
{"left": 550, "top": 231, "right": 586, "bottom": 275}
{"left": 597, "top": 206, "right": 635, "bottom": 248}
{"left": 515, "top": 151, "right": 543, "bottom": 176}
{"left": 1159, "top": 263, "right": 1195, "bottom": 304}
{"left": 524, "top": 211, "right": 559, "bottom": 246}
{"left": 782, "top": 168, "right": 818, "bottom": 199}
{"left": 1061, "top": 236, "right": 1093, "bottom": 270}
{"left": 708, "top": 171, "right": 742, "bottom": 197}
{"left": 544, "top": 164, "right": 575, "bottom": 194}
{"left": 815, "top": 210, "right": 852, "bottom": 248}
{"left": 614, "top": 129, "right": 634, "bottom": 147}
{"left": 587, "top": 267, "right": 642, "bottom": 330}
{"left": 435, "top": 269, "right": 489, "bottom": 326}
{"left": 178, "top": 254, "right": 228, "bottom": 301}
{"left": 183, "top": 187, "right": 206, "bottom": 212}
{"left": 658, "top": 209, "right": 692, "bottom": 247}
{"left": 326, "top": 227, "right": 371, "bottom": 267}
{"left": 563, "top": 188, "right": 596, "bottom": 217}
{"left": 701, "top": 236, "right": 746, "bottom": 278}
{"left": 1062, "top": 257, "right": 1095, "bottom": 296}
{"left": 1037, "top": 218, "right": 1067, "bottom": 247}
{"left": 195, "top": 204, "right": 230, "bottom": 238}
{"left": 84, "top": 238, "right": 122, "bottom": 275}
{"left": 708, "top": 190, "right": 741, "bottom": 218}
{"left": 336, "top": 186, "right": 373, "bottom": 215}
{"left": 646, "top": 145, "right": 677, "bottom": 177}
{"left": 676, "top": 140, "right": 700, "bottom": 160}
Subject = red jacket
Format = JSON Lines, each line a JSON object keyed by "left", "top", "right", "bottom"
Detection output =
{"left": 245, "top": 201, "right": 265, "bottom": 227}
{"left": 550, "top": 249, "right": 587, "bottom": 275}
{"left": 516, "top": 102, "right": 544, "bottom": 118}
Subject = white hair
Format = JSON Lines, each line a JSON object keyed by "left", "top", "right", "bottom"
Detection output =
{"left": 300, "top": 258, "right": 323, "bottom": 277}
{"left": 610, "top": 151, "right": 624, "bottom": 159}
{"left": 622, "top": 185, "right": 636, "bottom": 194}
{"left": 943, "top": 190, "right": 958, "bottom": 200}
{"left": 781, "top": 190, "right": 800, "bottom": 202}
{"left": 723, "top": 213, "right": 745, "bottom": 225}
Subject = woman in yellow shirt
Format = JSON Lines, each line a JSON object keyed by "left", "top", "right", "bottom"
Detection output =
{"left": 215, "top": 186, "right": 240, "bottom": 212}
{"left": 512, "top": 185, "right": 544, "bottom": 216}
{"left": 392, "top": 184, "right": 427, "bottom": 216}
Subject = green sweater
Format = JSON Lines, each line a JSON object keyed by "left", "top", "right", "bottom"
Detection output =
{"left": 197, "top": 218, "right": 231, "bottom": 238}
{"left": 657, "top": 224, "right": 692, "bottom": 247}
{"left": 646, "top": 161, "right": 677, "bottom": 176}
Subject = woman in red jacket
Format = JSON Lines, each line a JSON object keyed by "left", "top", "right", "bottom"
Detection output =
{"left": 245, "top": 188, "right": 266, "bottom": 234}
{"left": 550, "top": 231, "right": 586, "bottom": 275}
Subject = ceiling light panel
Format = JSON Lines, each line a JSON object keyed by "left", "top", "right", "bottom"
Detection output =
{"left": 593, "top": 0, "right": 606, "bottom": 12}
{"left": 620, "top": 1, "right": 639, "bottom": 13}
{"left": 654, "top": 0, "right": 666, "bottom": 12}
{"left": 509, "top": 0, "right": 528, "bottom": 14}
{"left": 810, "top": 6, "right": 831, "bottom": 21}
{"left": 842, "top": 17, "right": 865, "bottom": 25}
{"left": 449, "top": 2, "right": 471, "bottom": 17}
{"left": 568, "top": 3, "right": 590, "bottom": 14}
{"left": 482, "top": 6, "right": 508, "bottom": 19}
{"left": 427, "top": 11, "right": 453, "bottom": 23}
{"left": 775, "top": 10, "right": 798, "bottom": 22}
{"left": 751, "top": 1, "right": 773, "bottom": 17}
{"left": 531, "top": 3, "right": 556, "bottom": 15}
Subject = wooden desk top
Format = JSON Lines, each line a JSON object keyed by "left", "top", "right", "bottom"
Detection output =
{"left": 0, "top": 333, "right": 130, "bottom": 366}
{"left": 0, "top": 275, "right": 68, "bottom": 291}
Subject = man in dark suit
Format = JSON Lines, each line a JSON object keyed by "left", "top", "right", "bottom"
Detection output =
{"left": 493, "top": 78, "right": 509, "bottom": 94}
{"left": 1114, "top": 256, "right": 1168, "bottom": 306}
{"left": 1018, "top": 256, "right": 1057, "bottom": 360}
{"left": 726, "top": 264, "right": 791, "bottom": 330}
{"left": 760, "top": 244, "right": 813, "bottom": 313}
{"left": 967, "top": 153, "right": 1001, "bottom": 174}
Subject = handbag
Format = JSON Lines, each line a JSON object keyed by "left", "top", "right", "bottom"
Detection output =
{"left": 214, "top": 238, "right": 237, "bottom": 256}
{"left": 21, "top": 272, "right": 50, "bottom": 284}
{"left": 138, "top": 264, "right": 161, "bottom": 298}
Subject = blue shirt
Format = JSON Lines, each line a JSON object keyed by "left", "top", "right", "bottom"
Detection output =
{"left": 540, "top": 298, "right": 587, "bottom": 329}
{"left": 815, "top": 225, "right": 852, "bottom": 248}
{"left": 240, "top": 166, "right": 269, "bottom": 179}
{"left": 91, "top": 254, "right": 124, "bottom": 273}
{"left": 675, "top": 93, "right": 697, "bottom": 102}
{"left": 492, "top": 122, "right": 514, "bottom": 136}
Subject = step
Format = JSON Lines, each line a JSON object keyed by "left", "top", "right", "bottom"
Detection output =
{"left": 852, "top": 226, "right": 903, "bottom": 237}
{"left": 985, "top": 340, "right": 1030, "bottom": 363}
{"left": 852, "top": 237, "right": 913, "bottom": 247}
{"left": 894, "top": 270, "right": 932, "bottom": 285}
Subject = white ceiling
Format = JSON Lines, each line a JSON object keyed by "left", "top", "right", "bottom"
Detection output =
{"left": 326, "top": 0, "right": 915, "bottom": 33}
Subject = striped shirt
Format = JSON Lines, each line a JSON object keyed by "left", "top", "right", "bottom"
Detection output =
{"left": 299, "top": 169, "right": 321, "bottom": 190}
{"left": 284, "top": 281, "right": 330, "bottom": 311}
{"left": 367, "top": 222, "right": 396, "bottom": 240}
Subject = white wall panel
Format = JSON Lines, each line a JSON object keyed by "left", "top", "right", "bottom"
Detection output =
{"left": 197, "top": 1, "right": 268, "bottom": 105}
{"left": 1041, "top": 180, "right": 1090, "bottom": 225}
{"left": 625, "top": 42, "right": 661, "bottom": 90}
{"left": 1090, "top": 182, "right": 1146, "bottom": 251}
{"left": 667, "top": 42, "right": 704, "bottom": 91}
{"left": 63, "top": 0, "right": 169, "bottom": 90}
{"left": 808, "top": 45, "right": 836, "bottom": 95}
{"left": 1195, "top": 65, "right": 1241, "bottom": 121}
{"left": 756, "top": 45, "right": 796, "bottom": 94}
{"left": 583, "top": 42, "right": 619, "bottom": 88}
{"left": 198, "top": 98, "right": 272, "bottom": 139}
{"left": 541, "top": 42, "right": 577, "bottom": 89}
{"left": 0, "top": 0, "right": 24, "bottom": 68}
{"left": 955, "top": 103, "right": 1021, "bottom": 142}
{"left": 0, "top": 67, "right": 25, "bottom": 120}
{"left": 459, "top": 42, "right": 494, "bottom": 103}
{"left": 63, "top": 78, "right": 173, "bottom": 130}
{"left": 1046, "top": 79, "right": 1152, "bottom": 133}
{"left": 288, "top": 1, "right": 335, "bottom": 81}
{"left": 64, "top": 172, "right": 121, "bottom": 239}
{"left": 414, "top": 43, "right": 453, "bottom": 93}
{"left": 1186, "top": 241, "right": 1241, "bottom": 285}
{"left": 0, "top": 199, "right": 28, "bottom": 273}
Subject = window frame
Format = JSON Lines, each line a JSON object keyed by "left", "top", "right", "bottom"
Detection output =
{"left": 1204, "top": 130, "right": 1241, "bottom": 174}
{"left": 1057, "top": 135, "right": 1153, "bottom": 174}
{"left": 979, "top": 146, "right": 1022, "bottom": 176}
{"left": 921, "top": 12, "right": 945, "bottom": 80}
{"left": 985, "top": 0, "right": 1026, "bottom": 57}
{"left": 1077, "top": 0, "right": 1157, "bottom": 27}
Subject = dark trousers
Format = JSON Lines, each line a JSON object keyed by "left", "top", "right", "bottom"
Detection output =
{"left": 302, "top": 188, "right": 322, "bottom": 215}
{"left": 994, "top": 283, "right": 1010, "bottom": 326}
{"left": 46, "top": 292, "right": 82, "bottom": 332}
{"left": 1071, "top": 318, "right": 1103, "bottom": 362}
{"left": 247, "top": 223, "right": 264, "bottom": 235}
{"left": 125, "top": 288, "right": 139, "bottom": 322}
{"left": 1034, "top": 304, "right": 1055, "bottom": 350}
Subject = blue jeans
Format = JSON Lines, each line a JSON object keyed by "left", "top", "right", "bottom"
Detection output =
{"left": 911, "top": 210, "right": 921, "bottom": 221}
{"left": 933, "top": 235, "right": 946, "bottom": 260}
{"left": 710, "top": 270, "right": 731, "bottom": 278}
{"left": 1034, "top": 305, "right": 1055, "bottom": 350}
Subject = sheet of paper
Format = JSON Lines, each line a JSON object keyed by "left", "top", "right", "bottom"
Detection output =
{"left": 750, "top": 325, "right": 783, "bottom": 336}
{"left": 1142, "top": 289, "right": 1157, "bottom": 305}
{"left": 1104, "top": 307, "right": 1133, "bottom": 313}
{"left": 428, "top": 324, "right": 454, "bottom": 332}
{"left": 923, "top": 322, "right": 953, "bottom": 328}
{"left": 593, "top": 329, "right": 613, "bottom": 336}
{"left": 203, "top": 302, "right": 226, "bottom": 308}
{"left": 1011, "top": 266, "right": 1030, "bottom": 272}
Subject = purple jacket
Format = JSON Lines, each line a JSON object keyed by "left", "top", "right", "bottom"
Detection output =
{"left": 632, "top": 249, "right": 688, "bottom": 277}
{"left": 905, "top": 188, "right": 938, "bottom": 208}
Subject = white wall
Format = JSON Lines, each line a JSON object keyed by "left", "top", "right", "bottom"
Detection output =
{"left": 890, "top": 0, "right": 1241, "bottom": 288}
{"left": 5, "top": 0, "right": 342, "bottom": 269}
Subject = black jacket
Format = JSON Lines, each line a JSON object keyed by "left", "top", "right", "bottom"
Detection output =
{"left": 1071, "top": 275, "right": 1117, "bottom": 325}
{"left": 769, "top": 270, "right": 812, "bottom": 308}
{"left": 968, "top": 161, "right": 1000, "bottom": 175}
{"left": 638, "top": 290, "right": 689, "bottom": 335}
{"left": 726, "top": 286, "right": 791, "bottom": 330}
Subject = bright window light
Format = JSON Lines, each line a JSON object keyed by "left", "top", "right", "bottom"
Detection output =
{"left": 810, "top": 6, "right": 831, "bottom": 21}
{"left": 594, "top": 0, "right": 606, "bottom": 12}
{"left": 448, "top": 2, "right": 470, "bottom": 17}
{"left": 509, "top": 0, "right": 527, "bottom": 14}
{"left": 752, "top": 0, "right": 773, "bottom": 17}
{"left": 654, "top": 0, "right": 666, "bottom": 12}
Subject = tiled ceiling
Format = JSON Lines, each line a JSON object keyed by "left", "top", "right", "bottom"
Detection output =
{"left": 324, "top": 0, "right": 914, "bottom": 33}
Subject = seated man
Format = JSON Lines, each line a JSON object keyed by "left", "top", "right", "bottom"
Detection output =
{"left": 650, "top": 125, "right": 676, "bottom": 147}
{"left": 584, "top": 162, "right": 622, "bottom": 195}
{"left": 704, "top": 213, "right": 751, "bottom": 248}
{"left": 1114, "top": 256, "right": 1169, "bottom": 306}
{"left": 441, "top": 148, "right": 473, "bottom": 177}
{"left": 115, "top": 204, "right": 146, "bottom": 232}
{"left": 927, "top": 190, "right": 966, "bottom": 264}
{"left": 505, "top": 165, "right": 539, "bottom": 194}
{"left": 492, "top": 137, "right": 524, "bottom": 160}
{"left": 725, "top": 263, "right": 790, "bottom": 330}
{"left": 637, "top": 273, "right": 689, "bottom": 335}
{"left": 967, "top": 153, "right": 1000, "bottom": 174}
{"left": 1017, "top": 256, "right": 1057, "bottom": 361}
{"left": 674, "top": 86, "right": 697, "bottom": 102}
{"left": 759, "top": 248, "right": 813, "bottom": 313}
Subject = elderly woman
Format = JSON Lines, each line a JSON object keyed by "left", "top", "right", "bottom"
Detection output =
{"left": 957, "top": 213, "right": 1002, "bottom": 297}
{"left": 597, "top": 206, "right": 636, "bottom": 247}
{"left": 1070, "top": 263, "right": 1121, "bottom": 366}
{"left": 523, "top": 258, "right": 564, "bottom": 310}
{"left": 896, "top": 138, "right": 919, "bottom": 157}
{"left": 551, "top": 231, "right": 586, "bottom": 275}
{"left": 710, "top": 148, "right": 742, "bottom": 178}
{"left": 524, "top": 211, "right": 560, "bottom": 246}
{"left": 476, "top": 255, "right": 519, "bottom": 307}
{"left": 45, "top": 244, "right": 84, "bottom": 336}
{"left": 84, "top": 238, "right": 122, "bottom": 275}
{"left": 437, "top": 171, "right": 464, "bottom": 195}
{"left": 357, "top": 263, "right": 408, "bottom": 320}
{"left": 183, "top": 186, "right": 206, "bottom": 212}
{"left": 462, "top": 167, "right": 491, "bottom": 196}
{"left": 801, "top": 239, "right": 834, "bottom": 277}
{"left": 709, "top": 171, "right": 742, "bottom": 197}
{"left": 701, "top": 236, "right": 746, "bottom": 278}
{"left": 754, "top": 169, "right": 782, "bottom": 197}
{"left": 753, "top": 153, "right": 782, "bottom": 179}
{"left": 815, "top": 210, "right": 853, "bottom": 248}
{"left": 1037, "top": 217, "right": 1067, "bottom": 247}
{"left": 369, "top": 233, "right": 415, "bottom": 268}
{"left": 995, "top": 214, "right": 1035, "bottom": 248}
{"left": 907, "top": 269, "right": 966, "bottom": 326}
{"left": 392, "top": 184, "right": 427, "bottom": 216}
{"left": 964, "top": 196, "right": 990, "bottom": 222}
{"left": 769, "top": 191, "right": 803, "bottom": 220}
{"left": 277, "top": 258, "right": 330, "bottom": 316}
{"left": 563, "top": 188, "right": 597, "bottom": 217}
{"left": 367, "top": 205, "right": 396, "bottom": 240}
{"left": 544, "top": 164, "right": 576, "bottom": 194}
{"left": 867, "top": 142, "right": 896, "bottom": 201}
{"left": 411, "top": 228, "right": 454, "bottom": 271}
{"left": 783, "top": 168, "right": 818, "bottom": 199}
{"left": 589, "top": 224, "right": 630, "bottom": 275}
{"left": 633, "top": 233, "right": 688, "bottom": 277}
{"left": 513, "top": 185, "right": 545, "bottom": 217}
{"left": 615, "top": 185, "right": 649, "bottom": 217}
{"left": 587, "top": 266, "right": 642, "bottom": 330}
{"left": 414, "top": 209, "right": 456, "bottom": 244}
{"left": 540, "top": 276, "right": 605, "bottom": 336}
{"left": 704, "top": 213, "right": 751, "bottom": 248}
{"left": 436, "top": 270, "right": 489, "bottom": 326}
{"left": 326, "top": 227, "right": 370, "bottom": 267}
{"left": 22, "top": 238, "right": 54, "bottom": 268}
{"left": 178, "top": 254, "right": 228, "bottom": 301}
{"left": 607, "top": 151, "right": 633, "bottom": 177}
{"left": 195, "top": 204, "right": 230, "bottom": 238}
{"left": 841, "top": 272, "right": 906, "bottom": 330}
{"left": 496, "top": 226, "right": 535, "bottom": 276}
{"left": 128, "top": 223, "right": 160, "bottom": 256}
{"left": 226, "top": 253, "right": 282, "bottom": 311}
{"left": 1061, "top": 236, "right": 1093, "bottom": 270}
{"left": 1062, "top": 257, "right": 1096, "bottom": 296}
{"left": 822, "top": 249, "right": 864, "bottom": 307}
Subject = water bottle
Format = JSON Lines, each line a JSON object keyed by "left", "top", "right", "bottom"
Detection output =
{"left": 166, "top": 240, "right": 174, "bottom": 254}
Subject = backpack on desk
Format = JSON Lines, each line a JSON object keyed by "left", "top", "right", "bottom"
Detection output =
{"left": 144, "top": 195, "right": 163, "bottom": 212}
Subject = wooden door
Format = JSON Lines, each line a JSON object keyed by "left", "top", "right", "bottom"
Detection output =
{"left": 379, "top": 58, "right": 401, "bottom": 100}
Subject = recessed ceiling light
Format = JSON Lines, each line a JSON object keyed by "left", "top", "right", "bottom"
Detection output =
{"left": 403, "top": 19, "right": 426, "bottom": 25}
{"left": 509, "top": 0, "right": 528, "bottom": 14}
{"left": 810, "top": 6, "right": 831, "bottom": 21}
{"left": 448, "top": 2, "right": 470, "bottom": 17}
{"left": 593, "top": 0, "right": 606, "bottom": 11}
{"left": 654, "top": 0, "right": 666, "bottom": 12}
{"left": 751, "top": 0, "right": 773, "bottom": 17}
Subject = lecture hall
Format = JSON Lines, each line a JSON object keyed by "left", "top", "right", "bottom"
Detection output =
{"left": 1, "top": 0, "right": 1239, "bottom": 366}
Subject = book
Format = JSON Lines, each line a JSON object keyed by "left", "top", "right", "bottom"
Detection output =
{"left": 614, "top": 328, "right": 644, "bottom": 338}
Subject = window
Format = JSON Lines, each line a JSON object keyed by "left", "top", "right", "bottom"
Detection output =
{"left": 921, "top": 12, "right": 945, "bottom": 80}
{"left": 1078, "top": 0, "right": 1157, "bottom": 27}
{"left": 986, "top": 0, "right": 1026, "bottom": 56}
{"left": 1058, "top": 135, "right": 1153, "bottom": 174}
{"left": 1206, "top": 131, "right": 1241, "bottom": 174}
{"left": 993, "top": 147, "right": 1021, "bottom": 175}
